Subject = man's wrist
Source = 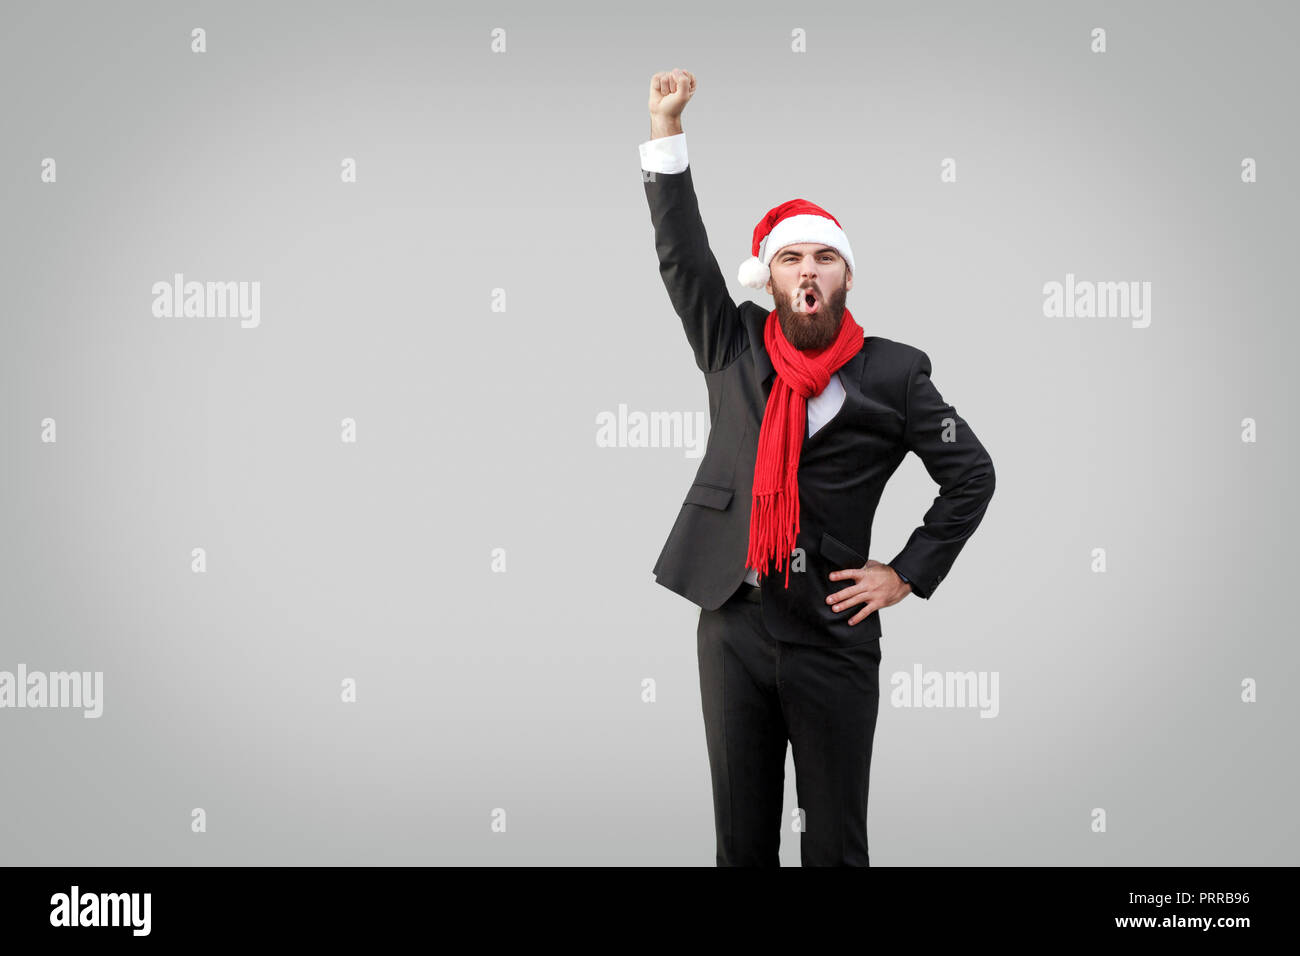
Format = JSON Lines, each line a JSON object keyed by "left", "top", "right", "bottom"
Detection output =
{"left": 649, "top": 115, "right": 683, "bottom": 139}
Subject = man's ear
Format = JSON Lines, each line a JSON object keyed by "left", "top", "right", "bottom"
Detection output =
{"left": 845, "top": 267, "right": 853, "bottom": 292}
{"left": 764, "top": 278, "right": 773, "bottom": 296}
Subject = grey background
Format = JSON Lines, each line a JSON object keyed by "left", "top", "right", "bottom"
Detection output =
{"left": 1, "top": 0, "right": 1295, "bottom": 865}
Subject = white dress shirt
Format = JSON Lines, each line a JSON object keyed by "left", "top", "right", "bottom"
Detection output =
{"left": 639, "top": 133, "right": 848, "bottom": 587}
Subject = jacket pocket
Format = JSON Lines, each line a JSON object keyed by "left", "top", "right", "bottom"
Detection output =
{"left": 683, "top": 482, "right": 734, "bottom": 510}
{"left": 820, "top": 531, "right": 866, "bottom": 569}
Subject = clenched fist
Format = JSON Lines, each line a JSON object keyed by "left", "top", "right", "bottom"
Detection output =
{"left": 648, "top": 68, "right": 696, "bottom": 139}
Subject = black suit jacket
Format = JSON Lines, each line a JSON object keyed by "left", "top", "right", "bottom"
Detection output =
{"left": 645, "top": 164, "right": 996, "bottom": 648}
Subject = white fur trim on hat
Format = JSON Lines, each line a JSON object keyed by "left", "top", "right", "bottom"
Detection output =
{"left": 739, "top": 213, "right": 854, "bottom": 290}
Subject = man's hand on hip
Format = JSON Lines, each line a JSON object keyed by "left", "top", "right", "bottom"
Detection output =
{"left": 826, "top": 559, "right": 913, "bottom": 626}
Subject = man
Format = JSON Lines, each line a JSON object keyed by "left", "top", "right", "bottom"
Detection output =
{"left": 641, "top": 68, "right": 996, "bottom": 866}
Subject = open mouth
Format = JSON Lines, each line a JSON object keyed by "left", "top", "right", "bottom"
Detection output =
{"left": 801, "top": 289, "right": 820, "bottom": 315}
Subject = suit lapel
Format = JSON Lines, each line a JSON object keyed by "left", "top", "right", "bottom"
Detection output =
{"left": 804, "top": 348, "right": 865, "bottom": 444}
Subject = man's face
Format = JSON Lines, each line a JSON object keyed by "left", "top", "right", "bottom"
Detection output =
{"left": 764, "top": 243, "right": 853, "bottom": 351}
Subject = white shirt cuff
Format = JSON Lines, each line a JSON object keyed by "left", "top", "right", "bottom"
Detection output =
{"left": 638, "top": 132, "right": 688, "bottom": 174}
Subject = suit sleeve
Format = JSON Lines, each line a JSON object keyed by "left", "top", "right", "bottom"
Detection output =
{"left": 888, "top": 349, "right": 996, "bottom": 599}
{"left": 640, "top": 137, "right": 746, "bottom": 373}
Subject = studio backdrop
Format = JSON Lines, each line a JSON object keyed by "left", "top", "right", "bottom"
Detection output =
{"left": 1, "top": 0, "right": 1295, "bottom": 865}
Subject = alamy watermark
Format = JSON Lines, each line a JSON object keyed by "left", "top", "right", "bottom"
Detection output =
{"left": 595, "top": 404, "right": 708, "bottom": 459}
{"left": 50, "top": 886, "right": 150, "bottom": 936}
{"left": 1043, "top": 272, "right": 1151, "bottom": 328}
{"left": 0, "top": 664, "right": 103, "bottom": 718}
{"left": 152, "top": 272, "right": 260, "bottom": 328}
{"left": 890, "top": 663, "right": 999, "bottom": 718}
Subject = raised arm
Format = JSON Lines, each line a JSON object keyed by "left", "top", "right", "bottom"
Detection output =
{"left": 641, "top": 69, "right": 745, "bottom": 373}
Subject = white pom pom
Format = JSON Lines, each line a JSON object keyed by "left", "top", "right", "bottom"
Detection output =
{"left": 737, "top": 255, "right": 770, "bottom": 290}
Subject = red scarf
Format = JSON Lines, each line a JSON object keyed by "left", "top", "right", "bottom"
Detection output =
{"left": 746, "top": 307, "right": 864, "bottom": 588}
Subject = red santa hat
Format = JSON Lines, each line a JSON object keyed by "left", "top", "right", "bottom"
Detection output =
{"left": 737, "top": 198, "right": 856, "bottom": 290}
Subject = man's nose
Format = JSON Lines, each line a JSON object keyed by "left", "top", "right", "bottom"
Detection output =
{"left": 799, "top": 256, "right": 819, "bottom": 279}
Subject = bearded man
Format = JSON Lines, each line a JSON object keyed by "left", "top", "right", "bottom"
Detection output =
{"left": 641, "top": 69, "right": 997, "bottom": 866}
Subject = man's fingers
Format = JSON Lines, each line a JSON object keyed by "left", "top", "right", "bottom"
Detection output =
{"left": 828, "top": 568, "right": 864, "bottom": 580}
{"left": 827, "top": 567, "right": 866, "bottom": 590}
{"left": 650, "top": 69, "right": 695, "bottom": 101}
{"left": 826, "top": 583, "right": 858, "bottom": 604}
{"left": 827, "top": 564, "right": 900, "bottom": 620}
{"left": 829, "top": 589, "right": 870, "bottom": 612}
{"left": 848, "top": 602, "right": 882, "bottom": 626}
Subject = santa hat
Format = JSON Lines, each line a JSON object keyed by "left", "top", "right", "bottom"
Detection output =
{"left": 737, "top": 198, "right": 855, "bottom": 290}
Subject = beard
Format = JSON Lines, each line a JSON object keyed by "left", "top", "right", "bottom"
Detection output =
{"left": 773, "top": 278, "right": 847, "bottom": 351}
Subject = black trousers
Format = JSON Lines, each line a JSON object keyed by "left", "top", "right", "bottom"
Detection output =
{"left": 697, "top": 582, "right": 882, "bottom": 866}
